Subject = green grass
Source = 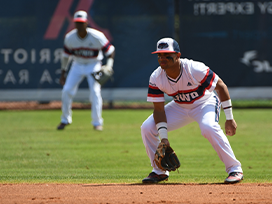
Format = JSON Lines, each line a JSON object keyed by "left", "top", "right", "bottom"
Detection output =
{"left": 232, "top": 99, "right": 272, "bottom": 108}
{"left": 0, "top": 109, "right": 271, "bottom": 184}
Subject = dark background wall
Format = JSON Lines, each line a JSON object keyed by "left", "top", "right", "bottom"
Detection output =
{"left": 178, "top": 0, "right": 272, "bottom": 87}
{"left": 0, "top": 0, "right": 271, "bottom": 92}
{"left": 0, "top": 0, "right": 174, "bottom": 89}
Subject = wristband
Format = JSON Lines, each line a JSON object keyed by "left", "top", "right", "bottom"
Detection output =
{"left": 106, "top": 58, "right": 114, "bottom": 68}
{"left": 156, "top": 122, "right": 168, "bottom": 140}
{"left": 222, "top": 99, "right": 234, "bottom": 120}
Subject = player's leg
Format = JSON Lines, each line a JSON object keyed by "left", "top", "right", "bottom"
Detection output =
{"left": 141, "top": 101, "right": 193, "bottom": 177}
{"left": 191, "top": 95, "right": 243, "bottom": 175}
{"left": 86, "top": 62, "right": 103, "bottom": 129}
{"left": 60, "top": 63, "right": 84, "bottom": 125}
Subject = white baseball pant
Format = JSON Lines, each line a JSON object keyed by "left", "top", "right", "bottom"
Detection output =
{"left": 61, "top": 61, "right": 103, "bottom": 126}
{"left": 141, "top": 95, "right": 242, "bottom": 176}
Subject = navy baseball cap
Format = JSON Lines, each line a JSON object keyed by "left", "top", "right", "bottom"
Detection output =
{"left": 152, "top": 38, "right": 180, "bottom": 54}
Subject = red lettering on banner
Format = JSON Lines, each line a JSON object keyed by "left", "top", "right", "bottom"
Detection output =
{"left": 44, "top": 0, "right": 112, "bottom": 41}
{"left": 43, "top": 0, "right": 74, "bottom": 40}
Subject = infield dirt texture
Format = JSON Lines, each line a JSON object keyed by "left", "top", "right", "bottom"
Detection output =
{"left": 1, "top": 183, "right": 272, "bottom": 203}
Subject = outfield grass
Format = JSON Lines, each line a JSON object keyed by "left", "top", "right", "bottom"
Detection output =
{"left": 0, "top": 109, "right": 271, "bottom": 184}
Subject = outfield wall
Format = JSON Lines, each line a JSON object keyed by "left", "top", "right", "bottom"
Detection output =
{"left": 0, "top": 0, "right": 271, "bottom": 101}
{"left": 178, "top": 1, "right": 272, "bottom": 92}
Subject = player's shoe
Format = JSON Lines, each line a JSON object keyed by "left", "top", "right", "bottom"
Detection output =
{"left": 142, "top": 172, "right": 169, "bottom": 184}
{"left": 57, "top": 123, "right": 69, "bottom": 130}
{"left": 94, "top": 125, "right": 103, "bottom": 131}
{"left": 224, "top": 172, "right": 243, "bottom": 184}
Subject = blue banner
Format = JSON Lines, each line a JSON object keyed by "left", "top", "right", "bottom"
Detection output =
{"left": 0, "top": 0, "right": 174, "bottom": 89}
{"left": 2, "top": 0, "right": 270, "bottom": 92}
{"left": 179, "top": 0, "right": 272, "bottom": 87}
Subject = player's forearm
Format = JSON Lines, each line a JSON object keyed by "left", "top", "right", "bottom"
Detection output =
{"left": 153, "top": 109, "right": 168, "bottom": 140}
{"left": 153, "top": 110, "right": 167, "bottom": 124}
{"left": 61, "top": 70, "right": 66, "bottom": 76}
{"left": 215, "top": 78, "right": 231, "bottom": 102}
{"left": 105, "top": 51, "right": 115, "bottom": 68}
{"left": 215, "top": 78, "right": 234, "bottom": 120}
{"left": 61, "top": 57, "right": 69, "bottom": 71}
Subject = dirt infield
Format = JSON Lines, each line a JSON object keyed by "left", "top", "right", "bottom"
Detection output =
{"left": 0, "top": 183, "right": 271, "bottom": 204}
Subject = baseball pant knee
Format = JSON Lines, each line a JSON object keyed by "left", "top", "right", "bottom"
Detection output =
{"left": 199, "top": 122, "right": 221, "bottom": 139}
{"left": 200, "top": 124, "right": 212, "bottom": 139}
{"left": 63, "top": 86, "right": 77, "bottom": 97}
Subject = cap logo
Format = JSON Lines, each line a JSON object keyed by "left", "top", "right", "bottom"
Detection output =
{"left": 158, "top": 43, "right": 168, "bottom": 49}
{"left": 76, "top": 15, "right": 82, "bottom": 18}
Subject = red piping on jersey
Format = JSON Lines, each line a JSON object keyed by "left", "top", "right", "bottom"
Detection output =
{"left": 206, "top": 70, "right": 215, "bottom": 90}
{"left": 200, "top": 68, "right": 210, "bottom": 84}
{"left": 72, "top": 47, "right": 99, "bottom": 52}
{"left": 173, "top": 69, "right": 216, "bottom": 104}
{"left": 147, "top": 85, "right": 164, "bottom": 98}
{"left": 168, "top": 68, "right": 215, "bottom": 96}
{"left": 64, "top": 46, "right": 99, "bottom": 58}
{"left": 102, "top": 41, "right": 111, "bottom": 53}
{"left": 148, "top": 84, "right": 159, "bottom": 90}
{"left": 147, "top": 93, "right": 164, "bottom": 97}
{"left": 64, "top": 45, "right": 71, "bottom": 55}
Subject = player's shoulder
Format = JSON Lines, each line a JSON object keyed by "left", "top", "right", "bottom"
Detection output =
{"left": 65, "top": 29, "right": 77, "bottom": 38}
{"left": 181, "top": 58, "right": 206, "bottom": 67}
{"left": 181, "top": 58, "right": 207, "bottom": 72}
{"left": 64, "top": 29, "right": 78, "bottom": 42}
{"left": 148, "top": 67, "right": 164, "bottom": 90}
{"left": 150, "top": 67, "right": 164, "bottom": 78}
{"left": 181, "top": 58, "right": 211, "bottom": 83}
{"left": 149, "top": 67, "right": 165, "bottom": 84}
{"left": 87, "top": 27, "right": 105, "bottom": 38}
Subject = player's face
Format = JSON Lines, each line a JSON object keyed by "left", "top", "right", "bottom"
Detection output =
{"left": 75, "top": 22, "right": 87, "bottom": 31}
{"left": 157, "top": 53, "right": 179, "bottom": 69}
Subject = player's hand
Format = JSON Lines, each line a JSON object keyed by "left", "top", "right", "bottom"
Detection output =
{"left": 225, "top": 119, "right": 237, "bottom": 136}
{"left": 161, "top": 138, "right": 170, "bottom": 146}
{"left": 59, "top": 71, "right": 66, "bottom": 86}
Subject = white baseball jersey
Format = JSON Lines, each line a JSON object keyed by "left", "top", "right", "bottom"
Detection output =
{"left": 63, "top": 27, "right": 114, "bottom": 64}
{"left": 147, "top": 58, "right": 219, "bottom": 108}
{"left": 143, "top": 58, "right": 243, "bottom": 175}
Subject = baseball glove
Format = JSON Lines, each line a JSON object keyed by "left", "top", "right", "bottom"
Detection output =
{"left": 154, "top": 142, "right": 180, "bottom": 172}
{"left": 91, "top": 65, "right": 113, "bottom": 86}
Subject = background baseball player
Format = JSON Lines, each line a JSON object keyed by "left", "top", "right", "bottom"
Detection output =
{"left": 57, "top": 10, "right": 115, "bottom": 131}
{"left": 141, "top": 37, "right": 243, "bottom": 184}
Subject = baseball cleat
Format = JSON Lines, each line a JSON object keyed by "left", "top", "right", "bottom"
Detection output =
{"left": 94, "top": 125, "right": 103, "bottom": 131}
{"left": 224, "top": 172, "right": 243, "bottom": 184}
{"left": 57, "top": 123, "right": 69, "bottom": 130}
{"left": 142, "top": 172, "right": 169, "bottom": 184}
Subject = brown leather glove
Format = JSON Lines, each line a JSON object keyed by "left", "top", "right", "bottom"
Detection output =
{"left": 154, "top": 142, "right": 180, "bottom": 172}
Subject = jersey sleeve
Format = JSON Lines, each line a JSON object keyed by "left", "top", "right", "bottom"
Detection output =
{"left": 95, "top": 31, "right": 115, "bottom": 56}
{"left": 147, "top": 74, "right": 165, "bottom": 102}
{"left": 63, "top": 36, "right": 72, "bottom": 58}
{"left": 191, "top": 61, "right": 218, "bottom": 92}
{"left": 102, "top": 41, "right": 115, "bottom": 56}
{"left": 200, "top": 68, "right": 218, "bottom": 92}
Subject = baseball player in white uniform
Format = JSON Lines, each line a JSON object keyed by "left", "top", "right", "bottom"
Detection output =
{"left": 57, "top": 10, "right": 115, "bottom": 131}
{"left": 141, "top": 38, "right": 243, "bottom": 184}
